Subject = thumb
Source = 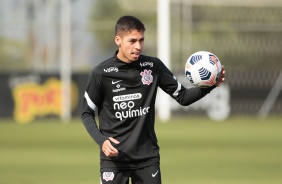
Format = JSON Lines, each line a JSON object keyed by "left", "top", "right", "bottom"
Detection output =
{"left": 108, "top": 137, "right": 120, "bottom": 144}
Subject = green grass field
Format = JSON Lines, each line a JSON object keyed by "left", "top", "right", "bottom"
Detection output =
{"left": 1, "top": 117, "right": 282, "bottom": 184}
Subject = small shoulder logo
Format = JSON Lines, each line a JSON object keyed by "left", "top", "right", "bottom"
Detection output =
{"left": 103, "top": 172, "right": 115, "bottom": 181}
{"left": 104, "top": 66, "right": 118, "bottom": 73}
{"left": 140, "top": 69, "right": 153, "bottom": 85}
{"left": 140, "top": 61, "right": 153, "bottom": 67}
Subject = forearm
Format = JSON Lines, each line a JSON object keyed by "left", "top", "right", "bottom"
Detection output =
{"left": 175, "top": 86, "right": 216, "bottom": 106}
{"left": 81, "top": 113, "right": 107, "bottom": 147}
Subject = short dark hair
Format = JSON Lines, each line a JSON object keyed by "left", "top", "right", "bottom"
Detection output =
{"left": 115, "top": 15, "right": 146, "bottom": 35}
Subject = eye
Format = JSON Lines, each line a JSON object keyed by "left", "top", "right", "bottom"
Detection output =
{"left": 129, "top": 39, "right": 136, "bottom": 43}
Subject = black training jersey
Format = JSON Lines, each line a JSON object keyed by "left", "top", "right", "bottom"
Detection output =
{"left": 81, "top": 52, "right": 214, "bottom": 171}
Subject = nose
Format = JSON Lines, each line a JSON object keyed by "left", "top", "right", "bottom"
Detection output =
{"left": 135, "top": 41, "right": 142, "bottom": 50}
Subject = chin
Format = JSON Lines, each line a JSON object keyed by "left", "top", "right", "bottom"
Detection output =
{"left": 133, "top": 56, "right": 140, "bottom": 61}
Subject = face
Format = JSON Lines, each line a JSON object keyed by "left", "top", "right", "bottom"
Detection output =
{"left": 115, "top": 29, "right": 145, "bottom": 63}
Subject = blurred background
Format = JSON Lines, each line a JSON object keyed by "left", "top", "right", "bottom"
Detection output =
{"left": 1, "top": 1, "right": 282, "bottom": 184}
{"left": 0, "top": 0, "right": 282, "bottom": 124}
{"left": 0, "top": 0, "right": 282, "bottom": 123}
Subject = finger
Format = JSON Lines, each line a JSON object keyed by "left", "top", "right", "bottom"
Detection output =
{"left": 105, "top": 146, "right": 118, "bottom": 157}
{"left": 109, "top": 137, "right": 120, "bottom": 144}
{"left": 220, "top": 65, "right": 225, "bottom": 74}
{"left": 108, "top": 145, "right": 119, "bottom": 155}
{"left": 108, "top": 137, "right": 120, "bottom": 154}
{"left": 102, "top": 140, "right": 119, "bottom": 157}
{"left": 103, "top": 146, "right": 117, "bottom": 157}
{"left": 221, "top": 70, "right": 225, "bottom": 78}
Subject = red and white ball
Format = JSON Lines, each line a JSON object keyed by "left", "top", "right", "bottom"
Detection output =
{"left": 185, "top": 51, "right": 222, "bottom": 88}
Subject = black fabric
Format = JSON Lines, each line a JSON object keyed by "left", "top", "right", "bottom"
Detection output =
{"left": 100, "top": 165, "right": 161, "bottom": 184}
{"left": 81, "top": 52, "right": 215, "bottom": 171}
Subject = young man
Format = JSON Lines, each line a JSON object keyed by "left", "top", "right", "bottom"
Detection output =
{"left": 81, "top": 15, "right": 225, "bottom": 184}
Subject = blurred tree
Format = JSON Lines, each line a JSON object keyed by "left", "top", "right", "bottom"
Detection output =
{"left": 0, "top": 38, "right": 30, "bottom": 72}
{"left": 89, "top": 0, "right": 157, "bottom": 61}
{"left": 189, "top": 5, "right": 282, "bottom": 70}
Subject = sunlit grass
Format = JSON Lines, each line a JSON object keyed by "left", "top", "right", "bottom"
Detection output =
{"left": 0, "top": 117, "right": 282, "bottom": 184}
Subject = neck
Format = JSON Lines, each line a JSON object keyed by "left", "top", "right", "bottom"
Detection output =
{"left": 116, "top": 50, "right": 133, "bottom": 63}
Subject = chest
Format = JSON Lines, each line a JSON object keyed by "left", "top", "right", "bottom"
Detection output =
{"left": 103, "top": 66, "right": 157, "bottom": 95}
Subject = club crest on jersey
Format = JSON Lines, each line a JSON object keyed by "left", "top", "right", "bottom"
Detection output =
{"left": 103, "top": 172, "right": 115, "bottom": 181}
{"left": 140, "top": 69, "right": 153, "bottom": 85}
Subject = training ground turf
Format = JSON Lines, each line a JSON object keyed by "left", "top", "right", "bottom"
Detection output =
{"left": 0, "top": 117, "right": 282, "bottom": 184}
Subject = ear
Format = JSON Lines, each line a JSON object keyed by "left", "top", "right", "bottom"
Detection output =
{"left": 115, "top": 35, "right": 121, "bottom": 47}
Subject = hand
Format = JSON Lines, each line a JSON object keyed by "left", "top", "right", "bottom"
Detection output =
{"left": 215, "top": 65, "right": 225, "bottom": 87}
{"left": 102, "top": 137, "right": 120, "bottom": 157}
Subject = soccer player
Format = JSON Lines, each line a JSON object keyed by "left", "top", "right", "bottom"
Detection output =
{"left": 81, "top": 15, "right": 225, "bottom": 184}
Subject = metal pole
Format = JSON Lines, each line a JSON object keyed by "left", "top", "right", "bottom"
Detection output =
{"left": 157, "top": 0, "right": 171, "bottom": 122}
{"left": 60, "top": 0, "right": 71, "bottom": 122}
{"left": 258, "top": 71, "right": 282, "bottom": 119}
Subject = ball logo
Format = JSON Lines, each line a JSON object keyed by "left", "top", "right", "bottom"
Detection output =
{"left": 190, "top": 55, "right": 202, "bottom": 65}
{"left": 199, "top": 67, "right": 216, "bottom": 86}
{"left": 209, "top": 54, "right": 218, "bottom": 65}
{"left": 140, "top": 69, "right": 153, "bottom": 85}
{"left": 198, "top": 67, "right": 212, "bottom": 80}
{"left": 185, "top": 70, "right": 194, "bottom": 83}
{"left": 209, "top": 54, "right": 221, "bottom": 74}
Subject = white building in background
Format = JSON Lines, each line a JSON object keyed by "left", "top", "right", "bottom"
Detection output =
{"left": 0, "top": 0, "right": 96, "bottom": 72}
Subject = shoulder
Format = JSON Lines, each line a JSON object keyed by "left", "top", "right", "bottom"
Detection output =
{"left": 139, "top": 54, "right": 161, "bottom": 62}
{"left": 91, "top": 57, "right": 117, "bottom": 75}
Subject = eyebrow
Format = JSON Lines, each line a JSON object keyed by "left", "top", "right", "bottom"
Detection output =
{"left": 128, "top": 37, "right": 145, "bottom": 41}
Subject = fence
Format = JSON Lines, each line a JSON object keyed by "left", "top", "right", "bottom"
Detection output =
{"left": 0, "top": 0, "right": 281, "bottom": 122}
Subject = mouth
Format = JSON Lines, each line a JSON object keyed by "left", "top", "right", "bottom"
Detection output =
{"left": 132, "top": 52, "right": 140, "bottom": 59}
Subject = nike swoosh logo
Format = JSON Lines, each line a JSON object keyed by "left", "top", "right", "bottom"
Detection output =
{"left": 112, "top": 80, "right": 123, "bottom": 84}
{"left": 152, "top": 170, "right": 159, "bottom": 177}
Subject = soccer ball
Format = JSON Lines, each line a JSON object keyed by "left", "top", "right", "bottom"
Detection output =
{"left": 185, "top": 51, "right": 222, "bottom": 88}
